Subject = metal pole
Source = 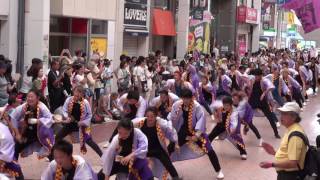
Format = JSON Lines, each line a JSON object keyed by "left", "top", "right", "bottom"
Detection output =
{"left": 16, "top": 0, "right": 25, "bottom": 83}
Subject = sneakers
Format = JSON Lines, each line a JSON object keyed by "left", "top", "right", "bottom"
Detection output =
{"left": 259, "top": 138, "right": 263, "bottom": 147}
{"left": 303, "top": 102, "right": 307, "bottom": 106}
{"left": 103, "top": 142, "right": 110, "bottom": 148}
{"left": 216, "top": 170, "right": 224, "bottom": 179}
{"left": 276, "top": 122, "right": 281, "bottom": 128}
{"left": 241, "top": 154, "right": 247, "bottom": 160}
{"left": 275, "top": 134, "right": 281, "bottom": 139}
{"left": 317, "top": 113, "right": 320, "bottom": 118}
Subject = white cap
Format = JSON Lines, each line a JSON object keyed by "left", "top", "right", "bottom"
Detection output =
{"left": 278, "top": 102, "right": 301, "bottom": 114}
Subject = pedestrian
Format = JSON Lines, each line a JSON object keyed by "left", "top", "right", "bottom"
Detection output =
{"left": 260, "top": 102, "right": 307, "bottom": 180}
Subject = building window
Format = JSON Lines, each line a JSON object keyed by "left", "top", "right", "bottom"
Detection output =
{"left": 154, "top": 0, "right": 170, "bottom": 10}
{"left": 91, "top": 20, "right": 108, "bottom": 35}
{"left": 50, "top": 17, "right": 70, "bottom": 33}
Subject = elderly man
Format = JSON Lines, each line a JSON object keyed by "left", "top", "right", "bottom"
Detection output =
{"left": 259, "top": 102, "right": 307, "bottom": 180}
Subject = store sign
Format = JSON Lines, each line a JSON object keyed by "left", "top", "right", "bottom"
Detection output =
{"left": 237, "top": 6, "right": 258, "bottom": 24}
{"left": 124, "top": 2, "right": 148, "bottom": 27}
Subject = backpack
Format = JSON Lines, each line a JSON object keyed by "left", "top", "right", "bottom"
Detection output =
{"left": 288, "top": 131, "right": 320, "bottom": 180}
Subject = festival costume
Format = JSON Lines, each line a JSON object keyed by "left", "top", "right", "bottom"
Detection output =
{"left": 149, "top": 93, "right": 179, "bottom": 119}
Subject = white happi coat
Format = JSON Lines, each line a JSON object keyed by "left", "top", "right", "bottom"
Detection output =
{"left": 41, "top": 155, "right": 97, "bottom": 180}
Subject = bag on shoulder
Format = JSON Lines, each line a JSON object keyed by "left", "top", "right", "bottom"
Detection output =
{"left": 288, "top": 131, "right": 320, "bottom": 180}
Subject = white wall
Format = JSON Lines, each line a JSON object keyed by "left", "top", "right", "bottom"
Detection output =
{"left": 24, "top": 0, "right": 50, "bottom": 70}
{"left": 0, "top": 0, "right": 18, "bottom": 72}
{"left": 252, "top": 0, "right": 261, "bottom": 52}
{"left": 176, "top": 0, "right": 190, "bottom": 60}
{"left": 0, "top": 0, "right": 9, "bottom": 17}
{"left": 50, "top": 0, "right": 116, "bottom": 20}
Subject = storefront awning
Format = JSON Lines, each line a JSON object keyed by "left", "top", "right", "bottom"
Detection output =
{"left": 152, "top": 9, "right": 176, "bottom": 36}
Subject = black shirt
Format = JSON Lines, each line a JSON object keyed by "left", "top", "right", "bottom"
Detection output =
{"left": 202, "top": 88, "right": 212, "bottom": 103}
{"left": 249, "top": 80, "right": 263, "bottom": 108}
{"left": 158, "top": 102, "right": 169, "bottom": 119}
{"left": 119, "top": 134, "right": 133, "bottom": 157}
{"left": 141, "top": 122, "right": 162, "bottom": 151}
{"left": 175, "top": 83, "right": 182, "bottom": 97}
{"left": 230, "top": 74, "right": 240, "bottom": 91}
{"left": 62, "top": 166, "right": 76, "bottom": 180}
{"left": 125, "top": 104, "right": 138, "bottom": 120}
{"left": 24, "top": 107, "right": 38, "bottom": 141}
{"left": 177, "top": 109, "right": 192, "bottom": 143}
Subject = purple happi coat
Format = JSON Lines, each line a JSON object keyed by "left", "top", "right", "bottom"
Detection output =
{"left": 101, "top": 128, "right": 153, "bottom": 180}
{"left": 133, "top": 117, "right": 178, "bottom": 179}
{"left": 62, "top": 97, "right": 92, "bottom": 154}
{"left": 215, "top": 102, "right": 245, "bottom": 149}
{"left": 10, "top": 102, "right": 54, "bottom": 159}
{"left": 0, "top": 122, "right": 23, "bottom": 177}
{"left": 198, "top": 82, "right": 216, "bottom": 105}
{"left": 167, "top": 100, "right": 213, "bottom": 161}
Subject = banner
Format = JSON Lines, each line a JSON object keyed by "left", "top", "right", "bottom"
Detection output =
{"left": 282, "top": 0, "right": 320, "bottom": 33}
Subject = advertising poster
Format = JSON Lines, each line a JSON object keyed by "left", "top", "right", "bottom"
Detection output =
{"left": 188, "top": 22, "right": 210, "bottom": 54}
{"left": 90, "top": 38, "right": 108, "bottom": 56}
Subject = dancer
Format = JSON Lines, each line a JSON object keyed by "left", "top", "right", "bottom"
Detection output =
{"left": 134, "top": 107, "right": 181, "bottom": 179}
{"left": 232, "top": 91, "right": 262, "bottom": 146}
{"left": 281, "top": 68, "right": 304, "bottom": 108}
{"left": 99, "top": 119, "right": 153, "bottom": 180}
{"left": 198, "top": 75, "right": 216, "bottom": 118}
{"left": 0, "top": 122, "right": 24, "bottom": 180}
{"left": 167, "top": 88, "right": 224, "bottom": 179}
{"left": 216, "top": 68, "right": 232, "bottom": 98}
{"left": 166, "top": 71, "right": 195, "bottom": 97}
{"left": 149, "top": 89, "right": 180, "bottom": 119}
{"left": 208, "top": 97, "right": 247, "bottom": 160}
{"left": 56, "top": 85, "right": 102, "bottom": 156}
{"left": 41, "top": 140, "right": 97, "bottom": 180}
{"left": 10, "top": 89, "right": 54, "bottom": 160}
{"left": 248, "top": 69, "right": 280, "bottom": 138}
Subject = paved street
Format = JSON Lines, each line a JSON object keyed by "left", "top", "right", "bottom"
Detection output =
{"left": 19, "top": 93, "right": 320, "bottom": 180}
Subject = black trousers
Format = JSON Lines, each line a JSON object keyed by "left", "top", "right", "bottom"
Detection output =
{"left": 244, "top": 122, "right": 262, "bottom": 139}
{"left": 249, "top": 100, "right": 279, "bottom": 137}
{"left": 97, "top": 163, "right": 154, "bottom": 180}
{"left": 277, "top": 171, "right": 301, "bottom": 180}
{"left": 208, "top": 123, "right": 247, "bottom": 155}
{"left": 55, "top": 123, "right": 103, "bottom": 157}
{"left": 14, "top": 137, "right": 38, "bottom": 160}
{"left": 285, "top": 90, "right": 304, "bottom": 108}
{"left": 148, "top": 148, "right": 179, "bottom": 178}
{"left": 200, "top": 101, "right": 212, "bottom": 115}
{"left": 167, "top": 133, "right": 221, "bottom": 172}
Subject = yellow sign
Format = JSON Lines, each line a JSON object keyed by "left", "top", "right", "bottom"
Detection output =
{"left": 287, "top": 12, "right": 295, "bottom": 25}
{"left": 90, "top": 38, "right": 107, "bottom": 56}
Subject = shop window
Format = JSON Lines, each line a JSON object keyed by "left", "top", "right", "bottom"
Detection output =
{"left": 91, "top": 20, "right": 108, "bottom": 35}
{"left": 154, "top": 0, "right": 170, "bottom": 10}
{"left": 72, "top": 18, "right": 87, "bottom": 34}
{"left": 50, "top": 17, "right": 70, "bottom": 33}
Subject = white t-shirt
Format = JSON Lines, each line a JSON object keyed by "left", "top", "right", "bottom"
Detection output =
{"left": 136, "top": 66, "right": 147, "bottom": 81}
{"left": 73, "top": 74, "right": 88, "bottom": 88}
